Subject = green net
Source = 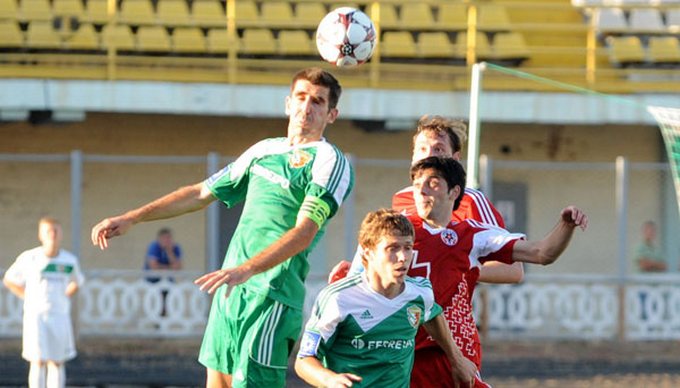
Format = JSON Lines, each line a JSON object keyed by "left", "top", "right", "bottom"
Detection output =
{"left": 648, "top": 106, "right": 680, "bottom": 220}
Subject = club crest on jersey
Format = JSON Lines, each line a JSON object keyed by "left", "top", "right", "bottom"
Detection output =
{"left": 440, "top": 229, "right": 458, "bottom": 246}
{"left": 407, "top": 305, "right": 422, "bottom": 328}
{"left": 289, "top": 149, "right": 313, "bottom": 168}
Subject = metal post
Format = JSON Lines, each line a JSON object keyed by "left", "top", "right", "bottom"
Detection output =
{"left": 70, "top": 150, "right": 82, "bottom": 258}
{"left": 206, "top": 152, "right": 221, "bottom": 271}
{"left": 479, "top": 154, "right": 493, "bottom": 200}
{"left": 467, "top": 62, "right": 486, "bottom": 190}
{"left": 615, "top": 156, "right": 629, "bottom": 340}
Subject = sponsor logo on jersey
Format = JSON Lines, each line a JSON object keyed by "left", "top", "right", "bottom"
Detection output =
{"left": 359, "top": 309, "right": 373, "bottom": 319}
{"left": 251, "top": 164, "right": 290, "bottom": 189}
{"left": 289, "top": 149, "right": 313, "bottom": 168}
{"left": 407, "top": 305, "right": 422, "bottom": 328}
{"left": 440, "top": 229, "right": 458, "bottom": 246}
{"left": 298, "top": 331, "right": 321, "bottom": 357}
{"left": 351, "top": 338, "right": 414, "bottom": 350}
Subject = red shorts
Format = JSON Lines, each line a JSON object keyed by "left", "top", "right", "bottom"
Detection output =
{"left": 410, "top": 347, "right": 491, "bottom": 388}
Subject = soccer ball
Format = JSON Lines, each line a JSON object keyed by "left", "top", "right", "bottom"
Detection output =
{"left": 316, "top": 7, "right": 377, "bottom": 67}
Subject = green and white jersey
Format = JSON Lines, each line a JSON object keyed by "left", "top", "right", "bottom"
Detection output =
{"left": 204, "top": 137, "right": 354, "bottom": 309}
{"left": 298, "top": 274, "right": 442, "bottom": 388}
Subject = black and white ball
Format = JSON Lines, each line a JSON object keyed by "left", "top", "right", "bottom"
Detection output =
{"left": 316, "top": 7, "right": 377, "bottom": 67}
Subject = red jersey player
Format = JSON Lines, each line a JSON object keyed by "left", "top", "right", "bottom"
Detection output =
{"left": 405, "top": 156, "right": 588, "bottom": 387}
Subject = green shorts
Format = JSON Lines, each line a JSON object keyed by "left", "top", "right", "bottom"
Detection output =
{"left": 198, "top": 285, "right": 303, "bottom": 388}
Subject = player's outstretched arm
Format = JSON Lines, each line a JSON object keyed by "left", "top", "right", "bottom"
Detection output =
{"left": 195, "top": 216, "right": 319, "bottom": 296}
{"left": 295, "top": 356, "right": 362, "bottom": 388}
{"left": 478, "top": 261, "right": 524, "bottom": 284}
{"left": 91, "top": 182, "right": 215, "bottom": 250}
{"left": 422, "top": 314, "right": 478, "bottom": 386}
{"left": 512, "top": 206, "right": 588, "bottom": 266}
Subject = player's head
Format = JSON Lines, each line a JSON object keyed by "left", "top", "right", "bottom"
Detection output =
{"left": 358, "top": 209, "right": 415, "bottom": 285}
{"left": 410, "top": 157, "right": 466, "bottom": 219}
{"left": 157, "top": 227, "right": 174, "bottom": 248}
{"left": 38, "top": 216, "right": 62, "bottom": 248}
{"left": 286, "top": 68, "right": 341, "bottom": 140}
{"left": 412, "top": 115, "right": 467, "bottom": 164}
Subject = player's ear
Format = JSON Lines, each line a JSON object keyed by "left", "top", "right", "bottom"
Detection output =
{"left": 448, "top": 184, "right": 461, "bottom": 201}
{"left": 326, "top": 107, "right": 339, "bottom": 124}
{"left": 452, "top": 150, "right": 462, "bottom": 161}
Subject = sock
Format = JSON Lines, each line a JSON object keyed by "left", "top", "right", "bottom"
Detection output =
{"left": 28, "top": 362, "right": 46, "bottom": 388}
{"left": 46, "top": 362, "right": 65, "bottom": 388}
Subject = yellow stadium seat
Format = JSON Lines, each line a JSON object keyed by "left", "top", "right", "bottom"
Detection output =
{"left": 438, "top": 3, "right": 467, "bottom": 30}
{"left": 329, "top": 4, "right": 358, "bottom": 13}
{"left": 493, "top": 32, "right": 530, "bottom": 61}
{"left": 260, "top": 2, "right": 293, "bottom": 25}
{"left": 233, "top": 1, "right": 258, "bottom": 24}
{"left": 66, "top": 23, "right": 99, "bottom": 50}
{"left": 0, "top": 0, "right": 18, "bottom": 18}
{"left": 19, "top": 0, "right": 53, "bottom": 21}
{"left": 418, "top": 32, "right": 455, "bottom": 58}
{"left": 240, "top": 28, "right": 276, "bottom": 55}
{"left": 26, "top": 21, "right": 62, "bottom": 49}
{"left": 84, "top": 0, "right": 109, "bottom": 24}
{"left": 120, "top": 0, "right": 155, "bottom": 25}
{"left": 137, "top": 25, "right": 170, "bottom": 52}
{"left": 381, "top": 31, "right": 416, "bottom": 57}
{"left": 455, "top": 32, "right": 492, "bottom": 59}
{"left": 207, "top": 28, "right": 230, "bottom": 53}
{"left": 607, "top": 36, "right": 645, "bottom": 65}
{"left": 373, "top": 3, "right": 398, "bottom": 29}
{"left": 295, "top": 3, "right": 326, "bottom": 26}
{"left": 478, "top": 4, "right": 511, "bottom": 31}
{"left": 157, "top": 0, "right": 191, "bottom": 26}
{"left": 400, "top": 3, "right": 434, "bottom": 29}
{"left": 173, "top": 27, "right": 206, "bottom": 53}
{"left": 102, "top": 24, "right": 136, "bottom": 51}
{"left": 278, "top": 30, "right": 313, "bottom": 56}
{"left": 53, "top": 0, "right": 84, "bottom": 18}
{"left": 648, "top": 36, "right": 680, "bottom": 64}
{"left": 0, "top": 20, "right": 24, "bottom": 48}
{"left": 192, "top": 0, "right": 225, "bottom": 27}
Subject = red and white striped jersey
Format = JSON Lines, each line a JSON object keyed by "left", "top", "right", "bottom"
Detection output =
{"left": 406, "top": 215, "right": 524, "bottom": 369}
{"left": 392, "top": 186, "right": 506, "bottom": 228}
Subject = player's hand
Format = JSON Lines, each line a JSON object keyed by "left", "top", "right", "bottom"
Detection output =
{"left": 328, "top": 260, "right": 351, "bottom": 284}
{"left": 194, "top": 265, "right": 254, "bottom": 298}
{"left": 451, "top": 356, "right": 479, "bottom": 388}
{"left": 323, "top": 372, "right": 362, "bottom": 388}
{"left": 90, "top": 215, "right": 133, "bottom": 250}
{"left": 560, "top": 206, "right": 588, "bottom": 231}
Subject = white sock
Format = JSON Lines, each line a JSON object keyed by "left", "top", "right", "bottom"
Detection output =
{"left": 46, "top": 362, "right": 65, "bottom": 388}
{"left": 28, "top": 362, "right": 46, "bottom": 388}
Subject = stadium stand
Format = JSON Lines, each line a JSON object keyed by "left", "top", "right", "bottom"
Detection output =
{"left": 492, "top": 32, "right": 530, "bottom": 64}
{"left": 478, "top": 3, "right": 512, "bottom": 32}
{"left": 84, "top": 0, "right": 109, "bottom": 24}
{"left": 65, "top": 23, "right": 100, "bottom": 51}
{"left": 157, "top": 0, "right": 191, "bottom": 27}
{"left": 278, "top": 30, "right": 314, "bottom": 56}
{"left": 0, "top": 20, "right": 24, "bottom": 49}
{"left": 137, "top": 26, "right": 171, "bottom": 52}
{"left": 192, "top": 0, "right": 225, "bottom": 27}
{"left": 648, "top": 36, "right": 680, "bottom": 64}
{"left": 119, "top": 0, "right": 156, "bottom": 25}
{"left": 437, "top": 3, "right": 468, "bottom": 30}
{"left": 295, "top": 3, "right": 327, "bottom": 27}
{"left": 0, "top": 0, "right": 18, "bottom": 18}
{"left": 173, "top": 27, "right": 206, "bottom": 53}
{"left": 102, "top": 24, "right": 136, "bottom": 51}
{"left": 19, "top": 0, "right": 53, "bottom": 22}
{"left": 629, "top": 8, "right": 666, "bottom": 33}
{"left": 206, "top": 28, "right": 229, "bottom": 54}
{"left": 456, "top": 31, "right": 492, "bottom": 60}
{"left": 53, "top": 0, "right": 85, "bottom": 20}
{"left": 381, "top": 31, "right": 417, "bottom": 58}
{"left": 260, "top": 2, "right": 295, "bottom": 27}
{"left": 594, "top": 7, "right": 628, "bottom": 32}
{"left": 377, "top": 3, "right": 399, "bottom": 29}
{"left": 400, "top": 3, "right": 435, "bottom": 30}
{"left": 417, "top": 31, "right": 457, "bottom": 59}
{"left": 240, "top": 28, "right": 277, "bottom": 56}
{"left": 607, "top": 35, "right": 646, "bottom": 66}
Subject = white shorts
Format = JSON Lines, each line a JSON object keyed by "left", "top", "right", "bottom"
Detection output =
{"left": 22, "top": 311, "right": 77, "bottom": 363}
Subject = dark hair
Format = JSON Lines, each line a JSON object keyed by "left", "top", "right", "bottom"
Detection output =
{"left": 410, "top": 156, "right": 466, "bottom": 211}
{"left": 291, "top": 67, "right": 342, "bottom": 109}
{"left": 157, "top": 228, "right": 172, "bottom": 237}
{"left": 358, "top": 208, "right": 414, "bottom": 252}
{"left": 413, "top": 115, "right": 467, "bottom": 154}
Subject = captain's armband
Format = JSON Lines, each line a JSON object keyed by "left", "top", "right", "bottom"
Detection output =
{"left": 298, "top": 196, "right": 332, "bottom": 229}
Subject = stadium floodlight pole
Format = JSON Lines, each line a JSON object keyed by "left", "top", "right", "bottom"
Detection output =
{"left": 467, "top": 61, "right": 486, "bottom": 190}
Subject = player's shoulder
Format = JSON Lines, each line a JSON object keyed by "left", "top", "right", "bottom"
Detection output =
{"left": 16, "top": 246, "right": 41, "bottom": 261}
{"left": 395, "top": 186, "right": 414, "bottom": 195}
{"left": 463, "top": 187, "right": 491, "bottom": 202}
{"left": 58, "top": 249, "right": 79, "bottom": 262}
{"left": 405, "top": 276, "right": 433, "bottom": 290}
{"left": 318, "top": 273, "right": 363, "bottom": 301}
{"left": 310, "top": 140, "right": 348, "bottom": 161}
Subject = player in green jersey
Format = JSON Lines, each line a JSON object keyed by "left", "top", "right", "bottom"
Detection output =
{"left": 91, "top": 67, "right": 354, "bottom": 387}
{"left": 295, "top": 209, "right": 477, "bottom": 388}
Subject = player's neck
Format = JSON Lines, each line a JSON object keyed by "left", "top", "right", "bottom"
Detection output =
{"left": 366, "top": 272, "right": 405, "bottom": 299}
{"left": 422, "top": 211, "right": 451, "bottom": 229}
{"left": 42, "top": 245, "right": 59, "bottom": 258}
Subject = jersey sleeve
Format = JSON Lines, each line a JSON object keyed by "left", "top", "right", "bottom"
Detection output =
{"left": 299, "top": 144, "right": 354, "bottom": 229}
{"left": 297, "top": 287, "right": 343, "bottom": 358}
{"left": 69, "top": 255, "right": 85, "bottom": 286}
{"left": 3, "top": 251, "right": 29, "bottom": 286}
{"left": 203, "top": 140, "right": 268, "bottom": 208}
{"left": 412, "top": 277, "right": 442, "bottom": 323}
{"left": 467, "top": 220, "right": 525, "bottom": 266}
{"left": 392, "top": 187, "right": 417, "bottom": 215}
{"left": 458, "top": 189, "right": 506, "bottom": 228}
